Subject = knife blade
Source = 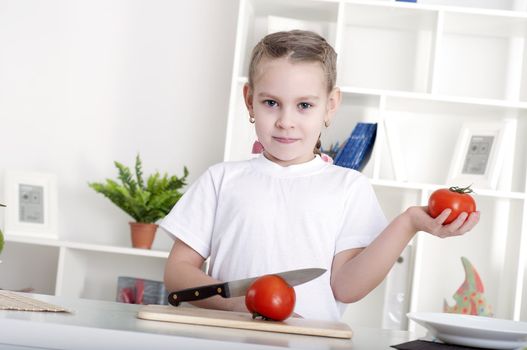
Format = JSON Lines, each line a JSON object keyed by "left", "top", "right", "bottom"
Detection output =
{"left": 168, "top": 267, "right": 326, "bottom": 307}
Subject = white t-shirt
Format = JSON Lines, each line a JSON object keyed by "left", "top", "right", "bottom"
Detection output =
{"left": 160, "top": 154, "right": 387, "bottom": 321}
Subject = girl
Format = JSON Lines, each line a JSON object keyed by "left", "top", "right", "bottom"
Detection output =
{"left": 161, "top": 30, "right": 479, "bottom": 321}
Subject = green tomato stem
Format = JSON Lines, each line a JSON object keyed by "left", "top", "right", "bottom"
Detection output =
{"left": 449, "top": 185, "right": 475, "bottom": 194}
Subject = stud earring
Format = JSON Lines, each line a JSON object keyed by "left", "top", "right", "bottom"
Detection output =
{"left": 249, "top": 115, "right": 255, "bottom": 124}
{"left": 324, "top": 120, "right": 330, "bottom": 128}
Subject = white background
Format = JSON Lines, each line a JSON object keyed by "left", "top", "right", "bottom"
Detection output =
{"left": 0, "top": 0, "right": 239, "bottom": 249}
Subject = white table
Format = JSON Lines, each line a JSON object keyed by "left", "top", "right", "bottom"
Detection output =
{"left": 0, "top": 293, "right": 418, "bottom": 349}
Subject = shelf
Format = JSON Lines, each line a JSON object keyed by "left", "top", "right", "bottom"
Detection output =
{"left": 340, "top": 86, "right": 527, "bottom": 110}
{"left": 227, "top": 0, "right": 527, "bottom": 330}
{"left": 4, "top": 235, "right": 169, "bottom": 258}
{"left": 65, "top": 241, "right": 169, "bottom": 258}
{"left": 371, "top": 179, "right": 527, "bottom": 199}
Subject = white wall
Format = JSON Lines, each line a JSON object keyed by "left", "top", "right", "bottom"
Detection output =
{"left": 0, "top": 0, "right": 239, "bottom": 249}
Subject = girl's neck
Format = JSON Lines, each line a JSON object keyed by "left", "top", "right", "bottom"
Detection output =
{"left": 262, "top": 151, "right": 316, "bottom": 167}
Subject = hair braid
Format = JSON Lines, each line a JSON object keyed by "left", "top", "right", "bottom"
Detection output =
{"left": 314, "top": 135, "right": 322, "bottom": 156}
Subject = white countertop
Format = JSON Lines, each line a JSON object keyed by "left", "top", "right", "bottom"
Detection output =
{"left": 0, "top": 293, "right": 417, "bottom": 349}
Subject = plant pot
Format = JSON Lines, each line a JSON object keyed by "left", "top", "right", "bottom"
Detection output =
{"left": 129, "top": 222, "right": 158, "bottom": 249}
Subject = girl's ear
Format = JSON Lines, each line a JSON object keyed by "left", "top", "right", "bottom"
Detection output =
{"left": 325, "top": 87, "right": 342, "bottom": 125}
{"left": 243, "top": 83, "right": 254, "bottom": 115}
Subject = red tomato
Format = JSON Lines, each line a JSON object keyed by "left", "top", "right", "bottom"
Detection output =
{"left": 428, "top": 185, "right": 476, "bottom": 225}
{"left": 245, "top": 275, "right": 296, "bottom": 321}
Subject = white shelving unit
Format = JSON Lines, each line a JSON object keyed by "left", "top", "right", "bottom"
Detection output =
{"left": 224, "top": 0, "right": 527, "bottom": 332}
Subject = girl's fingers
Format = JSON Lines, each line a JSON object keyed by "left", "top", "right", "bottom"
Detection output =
{"left": 459, "top": 211, "right": 480, "bottom": 232}
{"left": 449, "top": 212, "right": 469, "bottom": 230}
{"left": 442, "top": 211, "right": 480, "bottom": 237}
{"left": 435, "top": 208, "right": 452, "bottom": 225}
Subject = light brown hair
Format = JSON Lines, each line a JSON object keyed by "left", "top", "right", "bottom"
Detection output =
{"left": 248, "top": 30, "right": 337, "bottom": 93}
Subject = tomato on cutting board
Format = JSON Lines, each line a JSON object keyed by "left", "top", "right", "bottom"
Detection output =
{"left": 245, "top": 275, "right": 296, "bottom": 321}
{"left": 428, "top": 185, "right": 477, "bottom": 225}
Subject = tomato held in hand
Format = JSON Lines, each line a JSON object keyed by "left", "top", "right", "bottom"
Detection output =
{"left": 245, "top": 275, "right": 296, "bottom": 321}
{"left": 428, "top": 185, "right": 476, "bottom": 225}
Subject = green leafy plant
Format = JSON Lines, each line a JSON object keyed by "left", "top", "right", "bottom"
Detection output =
{"left": 89, "top": 155, "right": 189, "bottom": 224}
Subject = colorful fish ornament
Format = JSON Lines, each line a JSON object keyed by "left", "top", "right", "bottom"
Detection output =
{"left": 443, "top": 256, "right": 493, "bottom": 316}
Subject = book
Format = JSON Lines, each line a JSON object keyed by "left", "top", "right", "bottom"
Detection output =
{"left": 334, "top": 123, "right": 377, "bottom": 171}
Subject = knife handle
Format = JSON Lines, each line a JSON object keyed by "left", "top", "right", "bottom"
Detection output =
{"left": 168, "top": 282, "right": 230, "bottom": 307}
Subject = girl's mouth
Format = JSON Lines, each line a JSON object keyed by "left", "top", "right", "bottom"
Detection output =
{"left": 273, "top": 137, "right": 298, "bottom": 144}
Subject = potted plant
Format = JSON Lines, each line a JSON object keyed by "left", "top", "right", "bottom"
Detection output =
{"left": 89, "top": 154, "right": 189, "bottom": 249}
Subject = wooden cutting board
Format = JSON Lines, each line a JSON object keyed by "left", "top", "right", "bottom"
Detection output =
{"left": 137, "top": 304, "right": 353, "bottom": 339}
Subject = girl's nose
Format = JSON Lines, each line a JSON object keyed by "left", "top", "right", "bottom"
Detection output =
{"left": 275, "top": 110, "right": 294, "bottom": 129}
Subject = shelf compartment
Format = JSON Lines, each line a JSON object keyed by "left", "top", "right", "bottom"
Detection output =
{"left": 380, "top": 96, "right": 527, "bottom": 192}
{"left": 0, "top": 242, "right": 59, "bottom": 295}
{"left": 57, "top": 249, "right": 166, "bottom": 301}
{"left": 434, "top": 12, "right": 527, "bottom": 101}
{"left": 343, "top": 244, "right": 413, "bottom": 331}
{"left": 372, "top": 186, "right": 421, "bottom": 221}
{"left": 342, "top": 277, "right": 388, "bottom": 328}
{"left": 321, "top": 92, "right": 381, "bottom": 178}
{"left": 412, "top": 196, "right": 523, "bottom": 321}
{"left": 238, "top": 0, "right": 339, "bottom": 77}
{"left": 338, "top": 3, "right": 437, "bottom": 93}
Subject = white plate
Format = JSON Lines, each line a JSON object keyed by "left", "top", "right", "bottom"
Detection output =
{"left": 407, "top": 312, "right": 527, "bottom": 349}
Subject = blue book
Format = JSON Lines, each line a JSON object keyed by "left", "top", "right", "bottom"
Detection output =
{"left": 334, "top": 123, "right": 377, "bottom": 171}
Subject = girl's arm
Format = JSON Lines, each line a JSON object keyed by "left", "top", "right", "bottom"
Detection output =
{"left": 330, "top": 207, "right": 480, "bottom": 303}
{"left": 164, "top": 239, "right": 248, "bottom": 312}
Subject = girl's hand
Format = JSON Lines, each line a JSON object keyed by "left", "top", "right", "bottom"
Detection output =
{"left": 405, "top": 206, "right": 480, "bottom": 238}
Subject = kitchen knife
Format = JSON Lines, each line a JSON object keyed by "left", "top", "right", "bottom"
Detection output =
{"left": 168, "top": 267, "right": 326, "bottom": 306}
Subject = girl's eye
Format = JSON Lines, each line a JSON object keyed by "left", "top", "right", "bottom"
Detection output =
{"left": 298, "top": 102, "right": 312, "bottom": 110}
{"left": 264, "top": 100, "right": 278, "bottom": 107}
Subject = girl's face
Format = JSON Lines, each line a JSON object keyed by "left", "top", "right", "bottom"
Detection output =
{"left": 244, "top": 57, "right": 340, "bottom": 167}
